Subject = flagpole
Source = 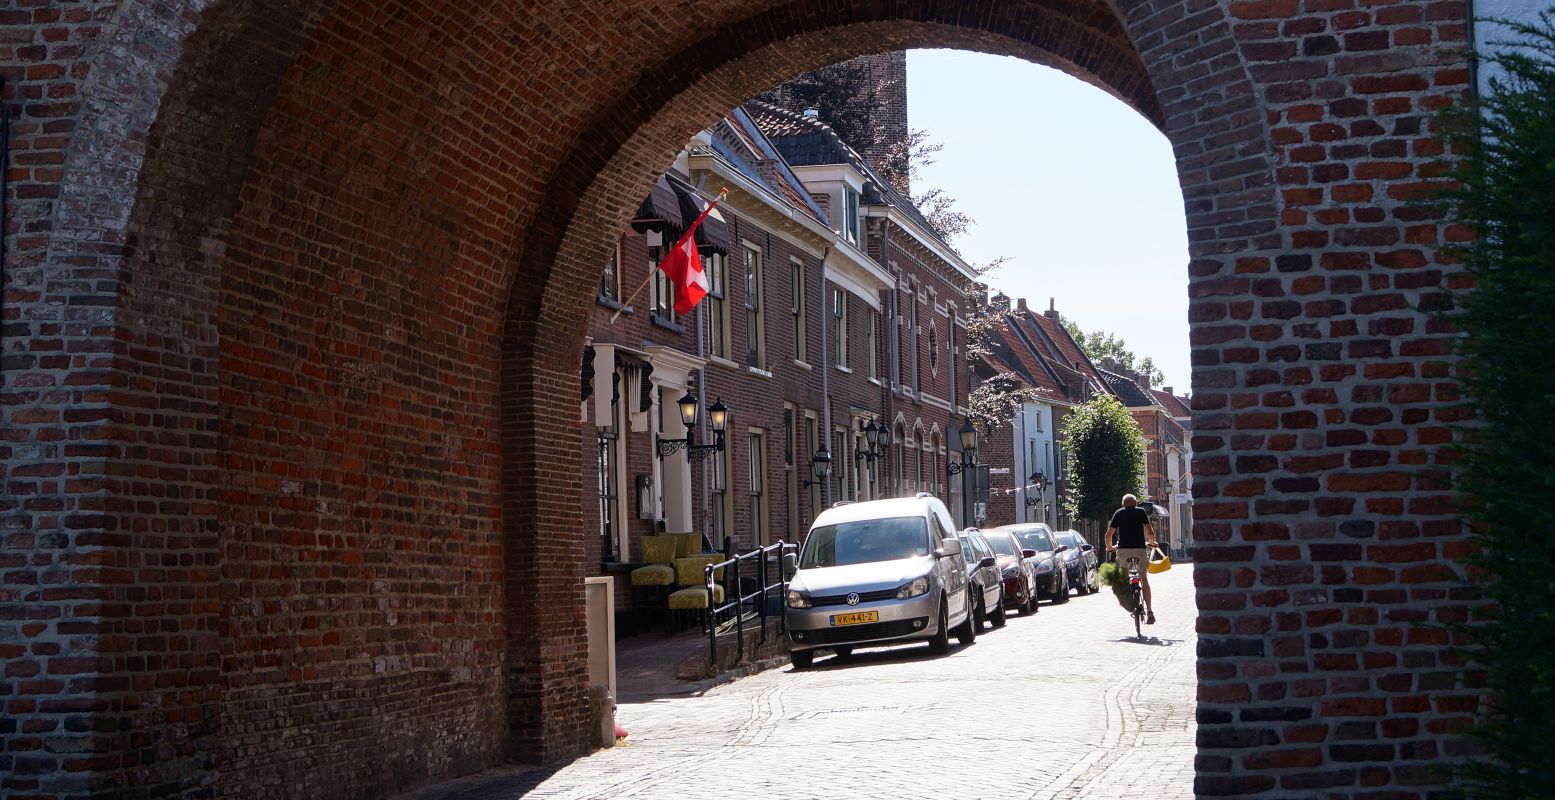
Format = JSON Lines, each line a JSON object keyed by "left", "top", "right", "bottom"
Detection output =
{"left": 610, "top": 187, "right": 727, "bottom": 325}
{"left": 611, "top": 269, "right": 657, "bottom": 325}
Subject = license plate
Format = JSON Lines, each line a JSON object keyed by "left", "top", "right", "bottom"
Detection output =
{"left": 829, "top": 611, "right": 879, "bottom": 626}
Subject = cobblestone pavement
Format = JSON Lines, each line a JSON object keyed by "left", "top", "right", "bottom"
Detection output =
{"left": 406, "top": 564, "right": 1197, "bottom": 800}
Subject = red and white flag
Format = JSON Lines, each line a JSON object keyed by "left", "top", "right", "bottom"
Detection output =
{"left": 658, "top": 189, "right": 725, "bottom": 316}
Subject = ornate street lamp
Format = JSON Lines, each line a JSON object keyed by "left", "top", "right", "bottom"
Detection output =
{"left": 657, "top": 392, "right": 728, "bottom": 462}
{"left": 1024, "top": 471, "right": 1048, "bottom": 507}
{"left": 947, "top": 419, "right": 978, "bottom": 476}
{"left": 802, "top": 447, "right": 831, "bottom": 488}
{"left": 853, "top": 418, "right": 888, "bottom": 463}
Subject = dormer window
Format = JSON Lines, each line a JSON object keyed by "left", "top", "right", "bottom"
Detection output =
{"left": 843, "top": 187, "right": 861, "bottom": 246}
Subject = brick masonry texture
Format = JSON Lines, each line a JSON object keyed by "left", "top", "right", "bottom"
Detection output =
{"left": 0, "top": 1, "right": 1472, "bottom": 799}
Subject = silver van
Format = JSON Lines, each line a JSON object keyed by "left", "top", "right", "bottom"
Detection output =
{"left": 784, "top": 495, "right": 980, "bottom": 667}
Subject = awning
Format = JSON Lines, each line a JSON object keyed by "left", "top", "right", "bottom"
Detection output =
{"left": 630, "top": 177, "right": 685, "bottom": 240}
{"left": 671, "top": 178, "right": 729, "bottom": 256}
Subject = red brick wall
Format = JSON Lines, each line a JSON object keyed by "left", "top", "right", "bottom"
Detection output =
{"left": 0, "top": 0, "right": 1472, "bottom": 798}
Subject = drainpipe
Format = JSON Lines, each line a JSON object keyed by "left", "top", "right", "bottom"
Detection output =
{"left": 1, "top": 76, "right": 9, "bottom": 280}
{"left": 878, "top": 219, "right": 896, "bottom": 493}
{"left": 818, "top": 246, "right": 832, "bottom": 507}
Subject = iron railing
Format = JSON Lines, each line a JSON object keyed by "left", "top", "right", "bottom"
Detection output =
{"left": 701, "top": 538, "right": 797, "bottom": 666}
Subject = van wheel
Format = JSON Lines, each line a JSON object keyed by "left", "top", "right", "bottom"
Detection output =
{"left": 927, "top": 597, "right": 951, "bottom": 655}
{"left": 791, "top": 649, "right": 813, "bottom": 669}
{"left": 955, "top": 592, "right": 979, "bottom": 645}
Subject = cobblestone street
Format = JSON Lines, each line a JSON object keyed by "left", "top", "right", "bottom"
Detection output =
{"left": 410, "top": 565, "right": 1196, "bottom": 799}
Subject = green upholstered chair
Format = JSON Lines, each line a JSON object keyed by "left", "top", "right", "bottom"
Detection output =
{"left": 670, "top": 531, "right": 702, "bottom": 559}
{"left": 668, "top": 583, "right": 726, "bottom": 609}
{"left": 630, "top": 535, "right": 678, "bottom": 588}
{"left": 630, "top": 535, "right": 679, "bottom": 633}
{"left": 665, "top": 554, "right": 726, "bottom": 635}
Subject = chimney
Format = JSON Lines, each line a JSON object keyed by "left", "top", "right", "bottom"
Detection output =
{"left": 990, "top": 292, "right": 1011, "bottom": 313}
{"left": 1164, "top": 386, "right": 1173, "bottom": 395}
{"left": 1016, "top": 297, "right": 1028, "bottom": 312}
{"left": 754, "top": 158, "right": 780, "bottom": 186}
{"left": 1044, "top": 297, "right": 1059, "bottom": 320}
{"left": 1134, "top": 373, "right": 1150, "bottom": 391}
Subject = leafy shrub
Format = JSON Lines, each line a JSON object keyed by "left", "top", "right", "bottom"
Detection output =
{"left": 1060, "top": 395, "right": 1146, "bottom": 525}
{"left": 1097, "top": 561, "right": 1137, "bottom": 611}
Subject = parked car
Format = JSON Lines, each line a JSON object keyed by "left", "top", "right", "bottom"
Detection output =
{"left": 989, "top": 523, "right": 1065, "bottom": 604}
{"left": 983, "top": 527, "right": 1040, "bottom": 615}
{"left": 784, "top": 495, "right": 977, "bottom": 667}
{"left": 1053, "top": 530, "right": 1101, "bottom": 595}
{"left": 957, "top": 528, "right": 1007, "bottom": 633}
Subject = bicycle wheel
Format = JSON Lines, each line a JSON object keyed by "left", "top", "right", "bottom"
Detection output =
{"left": 1134, "top": 605, "right": 1142, "bottom": 638}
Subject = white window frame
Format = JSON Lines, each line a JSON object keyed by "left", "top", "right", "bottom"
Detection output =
{"left": 706, "top": 253, "right": 729, "bottom": 359}
{"left": 831, "top": 285, "right": 848, "bottom": 369}
{"left": 744, "top": 242, "right": 765, "bottom": 368}
{"left": 790, "top": 259, "right": 806, "bottom": 364}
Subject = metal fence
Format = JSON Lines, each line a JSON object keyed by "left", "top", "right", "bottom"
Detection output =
{"left": 700, "top": 539, "right": 798, "bottom": 666}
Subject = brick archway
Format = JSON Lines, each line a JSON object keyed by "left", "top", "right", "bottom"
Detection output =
{"left": 2, "top": 0, "right": 1469, "bottom": 797}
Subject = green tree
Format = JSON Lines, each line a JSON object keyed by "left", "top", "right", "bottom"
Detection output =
{"left": 1438, "top": 13, "right": 1555, "bottom": 799}
{"left": 1060, "top": 395, "right": 1146, "bottom": 525}
{"left": 1061, "top": 317, "right": 1166, "bottom": 387}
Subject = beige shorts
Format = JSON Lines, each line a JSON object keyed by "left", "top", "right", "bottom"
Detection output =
{"left": 1116, "top": 548, "right": 1151, "bottom": 577}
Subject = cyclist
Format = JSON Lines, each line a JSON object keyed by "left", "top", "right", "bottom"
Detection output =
{"left": 1105, "top": 494, "right": 1159, "bottom": 625}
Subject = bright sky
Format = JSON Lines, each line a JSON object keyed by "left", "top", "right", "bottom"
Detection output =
{"left": 906, "top": 50, "right": 1192, "bottom": 394}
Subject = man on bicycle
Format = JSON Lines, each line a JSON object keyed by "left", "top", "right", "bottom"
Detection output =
{"left": 1105, "top": 494, "right": 1159, "bottom": 624}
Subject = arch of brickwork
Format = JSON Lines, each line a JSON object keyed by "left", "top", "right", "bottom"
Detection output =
{"left": 1, "top": 0, "right": 1472, "bottom": 797}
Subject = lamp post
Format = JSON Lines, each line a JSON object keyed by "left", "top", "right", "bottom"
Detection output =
{"left": 946, "top": 418, "right": 978, "bottom": 527}
{"left": 656, "top": 390, "right": 728, "bottom": 462}
{"left": 852, "top": 418, "right": 890, "bottom": 499}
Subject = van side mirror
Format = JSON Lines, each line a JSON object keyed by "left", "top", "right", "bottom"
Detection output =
{"left": 978, "top": 556, "right": 997, "bottom": 570}
{"left": 783, "top": 552, "right": 799, "bottom": 574}
{"left": 1056, "top": 544, "right": 1069, "bottom": 553}
{"left": 1081, "top": 543, "right": 1094, "bottom": 552}
{"left": 1022, "top": 549, "right": 1038, "bottom": 559}
{"left": 935, "top": 538, "right": 963, "bottom": 559}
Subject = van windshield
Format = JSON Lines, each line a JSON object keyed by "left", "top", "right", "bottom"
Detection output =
{"left": 801, "top": 516, "right": 930, "bottom": 568}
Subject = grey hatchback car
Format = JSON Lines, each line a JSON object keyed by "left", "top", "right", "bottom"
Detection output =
{"left": 785, "top": 495, "right": 976, "bottom": 667}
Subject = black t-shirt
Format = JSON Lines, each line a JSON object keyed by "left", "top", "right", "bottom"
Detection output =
{"left": 1109, "top": 506, "right": 1151, "bottom": 549}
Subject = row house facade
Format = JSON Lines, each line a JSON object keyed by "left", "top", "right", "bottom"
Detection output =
{"left": 1151, "top": 387, "right": 1194, "bottom": 558}
{"left": 974, "top": 295, "right": 1111, "bottom": 535}
{"left": 1097, "top": 363, "right": 1192, "bottom": 553}
{"left": 581, "top": 103, "right": 979, "bottom": 623}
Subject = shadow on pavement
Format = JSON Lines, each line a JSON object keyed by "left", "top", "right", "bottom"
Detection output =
{"left": 391, "top": 761, "right": 573, "bottom": 800}
{"left": 1112, "top": 635, "right": 1184, "bottom": 647}
{"left": 790, "top": 640, "right": 971, "bottom": 672}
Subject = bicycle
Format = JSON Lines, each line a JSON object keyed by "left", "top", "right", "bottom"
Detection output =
{"left": 1125, "top": 556, "right": 1145, "bottom": 639}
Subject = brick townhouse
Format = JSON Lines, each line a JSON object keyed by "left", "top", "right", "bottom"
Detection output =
{"left": 582, "top": 103, "right": 979, "bottom": 629}
{"left": 972, "top": 294, "right": 1099, "bottom": 533}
